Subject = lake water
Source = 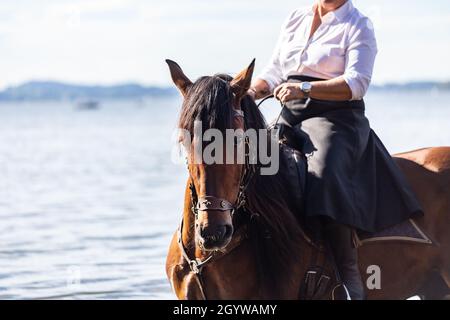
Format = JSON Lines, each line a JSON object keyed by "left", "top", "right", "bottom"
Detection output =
{"left": 0, "top": 91, "right": 449, "bottom": 299}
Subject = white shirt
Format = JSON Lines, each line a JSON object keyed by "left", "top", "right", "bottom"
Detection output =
{"left": 257, "top": 0, "right": 377, "bottom": 100}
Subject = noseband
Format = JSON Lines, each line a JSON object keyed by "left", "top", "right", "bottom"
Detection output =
{"left": 196, "top": 196, "right": 235, "bottom": 212}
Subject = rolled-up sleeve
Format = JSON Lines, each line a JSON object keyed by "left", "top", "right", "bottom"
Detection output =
{"left": 257, "top": 11, "right": 295, "bottom": 92}
{"left": 258, "top": 38, "right": 284, "bottom": 92}
{"left": 342, "top": 18, "right": 378, "bottom": 100}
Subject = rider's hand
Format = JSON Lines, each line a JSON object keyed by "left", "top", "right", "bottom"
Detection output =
{"left": 274, "top": 83, "right": 304, "bottom": 103}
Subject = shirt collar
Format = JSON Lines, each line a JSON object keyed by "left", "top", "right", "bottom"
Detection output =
{"left": 309, "top": 0, "right": 354, "bottom": 24}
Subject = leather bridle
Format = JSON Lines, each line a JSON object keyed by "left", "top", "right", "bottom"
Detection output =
{"left": 177, "top": 107, "right": 259, "bottom": 299}
{"left": 185, "top": 107, "right": 256, "bottom": 218}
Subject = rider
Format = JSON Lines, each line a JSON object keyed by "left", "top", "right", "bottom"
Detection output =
{"left": 248, "top": 0, "right": 423, "bottom": 299}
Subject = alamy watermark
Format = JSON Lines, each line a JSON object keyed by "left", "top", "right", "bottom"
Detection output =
{"left": 366, "top": 265, "right": 381, "bottom": 290}
{"left": 171, "top": 121, "right": 281, "bottom": 176}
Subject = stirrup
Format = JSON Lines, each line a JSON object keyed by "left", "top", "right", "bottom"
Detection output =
{"left": 331, "top": 283, "right": 352, "bottom": 300}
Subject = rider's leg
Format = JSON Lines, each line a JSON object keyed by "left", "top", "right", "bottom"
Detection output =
{"left": 323, "top": 220, "right": 366, "bottom": 300}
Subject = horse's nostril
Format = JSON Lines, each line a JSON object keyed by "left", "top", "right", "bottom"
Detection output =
{"left": 200, "top": 225, "right": 233, "bottom": 243}
{"left": 224, "top": 225, "right": 233, "bottom": 238}
{"left": 216, "top": 225, "right": 226, "bottom": 239}
{"left": 199, "top": 226, "right": 207, "bottom": 239}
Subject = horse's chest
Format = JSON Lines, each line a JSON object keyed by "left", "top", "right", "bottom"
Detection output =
{"left": 170, "top": 264, "right": 206, "bottom": 300}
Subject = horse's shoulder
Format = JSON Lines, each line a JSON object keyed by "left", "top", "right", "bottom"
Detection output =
{"left": 165, "top": 232, "right": 195, "bottom": 299}
{"left": 393, "top": 147, "right": 450, "bottom": 174}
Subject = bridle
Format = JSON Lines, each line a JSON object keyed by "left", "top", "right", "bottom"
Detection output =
{"left": 188, "top": 107, "right": 257, "bottom": 216}
{"left": 186, "top": 96, "right": 277, "bottom": 217}
{"left": 177, "top": 106, "right": 259, "bottom": 299}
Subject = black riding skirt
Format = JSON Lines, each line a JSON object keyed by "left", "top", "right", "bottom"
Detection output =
{"left": 282, "top": 75, "right": 423, "bottom": 233}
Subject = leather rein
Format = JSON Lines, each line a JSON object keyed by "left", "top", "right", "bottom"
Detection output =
{"left": 177, "top": 107, "right": 260, "bottom": 300}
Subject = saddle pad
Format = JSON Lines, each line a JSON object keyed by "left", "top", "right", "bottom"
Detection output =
{"left": 354, "top": 219, "right": 433, "bottom": 247}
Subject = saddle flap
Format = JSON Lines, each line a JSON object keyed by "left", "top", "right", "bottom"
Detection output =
{"left": 354, "top": 219, "right": 433, "bottom": 247}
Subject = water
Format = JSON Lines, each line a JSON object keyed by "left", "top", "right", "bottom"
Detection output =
{"left": 0, "top": 91, "right": 449, "bottom": 300}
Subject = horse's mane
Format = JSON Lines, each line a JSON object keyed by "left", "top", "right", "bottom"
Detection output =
{"left": 180, "top": 74, "right": 303, "bottom": 295}
{"left": 240, "top": 96, "right": 303, "bottom": 295}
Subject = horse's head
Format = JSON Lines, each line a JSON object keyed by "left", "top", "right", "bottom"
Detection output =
{"left": 167, "top": 59, "right": 256, "bottom": 251}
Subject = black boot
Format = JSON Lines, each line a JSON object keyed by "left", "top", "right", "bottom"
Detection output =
{"left": 323, "top": 222, "right": 366, "bottom": 300}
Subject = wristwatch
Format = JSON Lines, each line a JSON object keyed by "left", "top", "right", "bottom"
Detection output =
{"left": 299, "top": 82, "right": 312, "bottom": 98}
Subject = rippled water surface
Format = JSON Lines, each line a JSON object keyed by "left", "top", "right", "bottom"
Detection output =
{"left": 0, "top": 91, "right": 449, "bottom": 299}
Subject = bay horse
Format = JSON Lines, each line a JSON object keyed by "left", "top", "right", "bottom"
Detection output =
{"left": 165, "top": 59, "right": 450, "bottom": 300}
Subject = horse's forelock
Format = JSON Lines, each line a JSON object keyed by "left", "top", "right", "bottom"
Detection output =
{"left": 178, "top": 74, "right": 267, "bottom": 136}
{"left": 178, "top": 75, "right": 233, "bottom": 136}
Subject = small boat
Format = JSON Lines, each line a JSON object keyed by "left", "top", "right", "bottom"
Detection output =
{"left": 76, "top": 100, "right": 100, "bottom": 110}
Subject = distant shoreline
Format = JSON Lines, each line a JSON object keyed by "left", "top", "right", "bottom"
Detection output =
{"left": 370, "top": 82, "right": 450, "bottom": 92}
{"left": 0, "top": 80, "right": 449, "bottom": 102}
{"left": 0, "top": 81, "right": 177, "bottom": 102}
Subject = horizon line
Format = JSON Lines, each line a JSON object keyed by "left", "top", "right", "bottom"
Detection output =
{"left": 1, "top": 78, "right": 450, "bottom": 91}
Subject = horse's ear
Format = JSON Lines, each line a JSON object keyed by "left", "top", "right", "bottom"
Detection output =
{"left": 230, "top": 59, "right": 255, "bottom": 103}
{"left": 165, "top": 59, "right": 193, "bottom": 97}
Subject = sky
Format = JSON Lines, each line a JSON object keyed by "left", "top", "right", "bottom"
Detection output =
{"left": 1, "top": 0, "right": 450, "bottom": 89}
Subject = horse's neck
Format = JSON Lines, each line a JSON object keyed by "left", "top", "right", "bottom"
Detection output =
{"left": 243, "top": 158, "right": 311, "bottom": 298}
{"left": 252, "top": 152, "right": 300, "bottom": 214}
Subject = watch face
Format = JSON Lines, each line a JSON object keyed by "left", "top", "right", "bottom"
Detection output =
{"left": 301, "top": 82, "right": 312, "bottom": 92}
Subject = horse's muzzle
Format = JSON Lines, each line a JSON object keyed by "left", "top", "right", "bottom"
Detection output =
{"left": 197, "top": 224, "right": 233, "bottom": 251}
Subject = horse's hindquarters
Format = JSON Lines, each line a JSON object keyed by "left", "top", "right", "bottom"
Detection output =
{"left": 360, "top": 147, "right": 450, "bottom": 299}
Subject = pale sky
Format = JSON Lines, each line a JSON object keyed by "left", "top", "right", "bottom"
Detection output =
{"left": 1, "top": 0, "right": 449, "bottom": 89}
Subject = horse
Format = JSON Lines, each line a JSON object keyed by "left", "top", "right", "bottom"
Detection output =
{"left": 164, "top": 59, "right": 450, "bottom": 300}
